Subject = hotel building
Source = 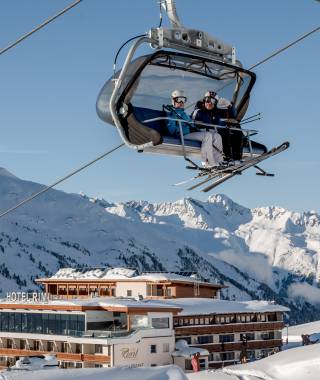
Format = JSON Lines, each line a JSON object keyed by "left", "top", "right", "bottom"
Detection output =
{"left": 0, "top": 268, "right": 289, "bottom": 371}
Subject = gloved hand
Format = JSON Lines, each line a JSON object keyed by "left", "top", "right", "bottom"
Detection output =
{"left": 218, "top": 97, "right": 231, "bottom": 108}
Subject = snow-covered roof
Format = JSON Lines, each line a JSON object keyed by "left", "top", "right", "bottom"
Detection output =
{"left": 151, "top": 298, "right": 289, "bottom": 315}
{"left": 131, "top": 273, "right": 221, "bottom": 287}
{"left": 50, "top": 268, "right": 137, "bottom": 280}
{"left": 0, "top": 296, "right": 182, "bottom": 312}
{"left": 46, "top": 268, "right": 222, "bottom": 287}
{"left": 172, "top": 340, "right": 209, "bottom": 358}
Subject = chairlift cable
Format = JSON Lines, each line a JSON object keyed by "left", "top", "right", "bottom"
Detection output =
{"left": 249, "top": 25, "right": 320, "bottom": 70}
{"left": 113, "top": 34, "right": 146, "bottom": 77}
{"left": 0, "top": 143, "right": 125, "bottom": 219}
{"left": 0, "top": 0, "right": 82, "bottom": 56}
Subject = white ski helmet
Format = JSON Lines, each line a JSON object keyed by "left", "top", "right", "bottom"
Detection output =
{"left": 171, "top": 89, "right": 186, "bottom": 105}
{"left": 204, "top": 90, "right": 219, "bottom": 105}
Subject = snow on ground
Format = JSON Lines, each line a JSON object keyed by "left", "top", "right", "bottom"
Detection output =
{"left": 282, "top": 320, "right": 320, "bottom": 349}
{"left": 222, "top": 343, "right": 320, "bottom": 380}
{"left": 0, "top": 365, "right": 187, "bottom": 380}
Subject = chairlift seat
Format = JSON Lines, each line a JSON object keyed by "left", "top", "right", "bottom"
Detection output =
{"left": 133, "top": 106, "right": 267, "bottom": 154}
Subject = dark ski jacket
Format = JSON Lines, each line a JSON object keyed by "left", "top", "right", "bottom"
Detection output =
{"left": 191, "top": 101, "right": 236, "bottom": 127}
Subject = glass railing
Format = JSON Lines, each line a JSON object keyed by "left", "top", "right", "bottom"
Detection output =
{"left": 60, "top": 326, "right": 154, "bottom": 339}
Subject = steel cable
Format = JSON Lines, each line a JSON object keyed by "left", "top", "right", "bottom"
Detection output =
{"left": 0, "top": 143, "right": 125, "bottom": 219}
{"left": 0, "top": 0, "right": 82, "bottom": 56}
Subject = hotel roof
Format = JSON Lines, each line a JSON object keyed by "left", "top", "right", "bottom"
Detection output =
{"left": 0, "top": 296, "right": 182, "bottom": 313}
{"left": 0, "top": 296, "right": 289, "bottom": 314}
{"left": 147, "top": 298, "right": 290, "bottom": 315}
{"left": 37, "top": 268, "right": 225, "bottom": 288}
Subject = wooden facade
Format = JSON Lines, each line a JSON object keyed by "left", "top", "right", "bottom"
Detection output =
{"left": 37, "top": 277, "right": 224, "bottom": 300}
{"left": 173, "top": 311, "right": 284, "bottom": 368}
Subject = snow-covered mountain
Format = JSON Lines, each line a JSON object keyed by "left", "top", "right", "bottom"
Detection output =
{"left": 0, "top": 167, "right": 320, "bottom": 324}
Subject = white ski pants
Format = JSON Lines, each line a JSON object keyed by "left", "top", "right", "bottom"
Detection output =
{"left": 184, "top": 130, "right": 223, "bottom": 166}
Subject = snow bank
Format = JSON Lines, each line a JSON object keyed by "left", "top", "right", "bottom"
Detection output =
{"left": 172, "top": 340, "right": 209, "bottom": 358}
{"left": 0, "top": 365, "right": 187, "bottom": 380}
{"left": 222, "top": 343, "right": 320, "bottom": 380}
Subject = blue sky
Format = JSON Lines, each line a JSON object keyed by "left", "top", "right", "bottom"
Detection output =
{"left": 0, "top": 0, "right": 319, "bottom": 212}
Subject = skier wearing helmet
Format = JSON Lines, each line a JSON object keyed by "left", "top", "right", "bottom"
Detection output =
{"left": 192, "top": 91, "right": 242, "bottom": 161}
{"left": 165, "top": 90, "right": 223, "bottom": 168}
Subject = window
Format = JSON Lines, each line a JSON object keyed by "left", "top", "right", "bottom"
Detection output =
{"left": 7, "top": 339, "right": 13, "bottom": 349}
{"left": 219, "top": 334, "right": 234, "bottom": 343}
{"left": 260, "top": 314, "right": 266, "bottom": 322}
{"left": 33, "top": 340, "right": 41, "bottom": 351}
{"left": 197, "top": 335, "right": 213, "bottom": 344}
{"left": 151, "top": 318, "right": 169, "bottom": 329}
{"left": 150, "top": 344, "right": 157, "bottom": 353}
{"left": 247, "top": 350, "right": 256, "bottom": 361}
{"left": 261, "top": 332, "right": 274, "bottom": 340}
{"left": 268, "top": 313, "right": 277, "bottom": 322}
{"left": 75, "top": 343, "right": 82, "bottom": 354}
{"left": 163, "top": 343, "right": 170, "bottom": 352}
{"left": 205, "top": 318, "right": 209, "bottom": 325}
{"left": 194, "top": 318, "right": 199, "bottom": 325}
{"left": 127, "top": 290, "right": 132, "bottom": 297}
{"left": 240, "top": 333, "right": 255, "bottom": 341}
{"left": 95, "top": 345, "right": 103, "bottom": 354}
{"left": 220, "top": 352, "right": 235, "bottom": 361}
{"left": 20, "top": 340, "right": 26, "bottom": 349}
{"left": 130, "top": 315, "right": 148, "bottom": 329}
{"left": 47, "top": 341, "right": 55, "bottom": 352}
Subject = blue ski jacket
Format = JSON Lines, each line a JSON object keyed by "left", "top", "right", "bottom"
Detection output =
{"left": 165, "top": 107, "right": 194, "bottom": 137}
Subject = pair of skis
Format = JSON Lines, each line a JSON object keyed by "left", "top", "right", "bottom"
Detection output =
{"left": 174, "top": 141, "right": 289, "bottom": 192}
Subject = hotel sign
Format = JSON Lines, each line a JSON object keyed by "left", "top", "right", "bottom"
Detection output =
{"left": 120, "top": 348, "right": 138, "bottom": 359}
{"left": 6, "top": 292, "right": 49, "bottom": 303}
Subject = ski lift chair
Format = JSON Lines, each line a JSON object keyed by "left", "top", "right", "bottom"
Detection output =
{"left": 97, "top": 49, "right": 267, "bottom": 162}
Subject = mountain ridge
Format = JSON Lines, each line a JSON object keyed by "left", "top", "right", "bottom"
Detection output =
{"left": 0, "top": 169, "right": 320, "bottom": 323}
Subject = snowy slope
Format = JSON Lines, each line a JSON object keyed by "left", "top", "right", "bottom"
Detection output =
{"left": 0, "top": 365, "right": 187, "bottom": 380}
{"left": 222, "top": 344, "right": 320, "bottom": 380}
{"left": 0, "top": 168, "right": 320, "bottom": 323}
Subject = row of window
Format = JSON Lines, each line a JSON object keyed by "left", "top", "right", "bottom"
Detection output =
{"left": 0, "top": 312, "right": 85, "bottom": 336}
{"left": 174, "top": 313, "right": 279, "bottom": 327}
{"left": 179, "top": 331, "right": 276, "bottom": 345}
{"left": 3, "top": 339, "right": 104, "bottom": 354}
{"left": 208, "top": 348, "right": 277, "bottom": 362}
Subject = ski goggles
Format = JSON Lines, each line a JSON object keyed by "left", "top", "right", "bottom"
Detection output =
{"left": 173, "top": 96, "right": 187, "bottom": 103}
{"left": 204, "top": 96, "right": 217, "bottom": 104}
